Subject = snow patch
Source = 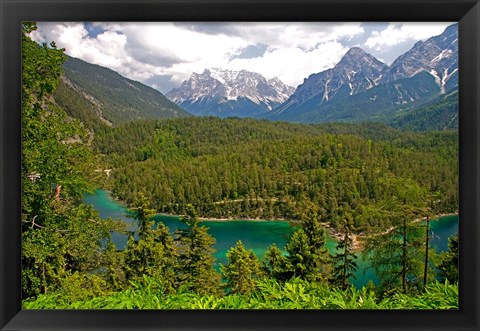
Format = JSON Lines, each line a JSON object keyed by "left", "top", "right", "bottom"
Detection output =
{"left": 373, "top": 74, "right": 383, "bottom": 84}
{"left": 432, "top": 49, "right": 453, "bottom": 63}
{"left": 429, "top": 69, "right": 443, "bottom": 91}
{"left": 322, "top": 79, "right": 331, "bottom": 102}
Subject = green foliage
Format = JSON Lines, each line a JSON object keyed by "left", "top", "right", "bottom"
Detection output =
{"left": 102, "top": 240, "right": 128, "bottom": 291}
{"left": 94, "top": 117, "right": 457, "bottom": 234}
{"left": 123, "top": 194, "right": 177, "bottom": 292}
{"left": 175, "top": 205, "right": 221, "bottom": 295}
{"left": 262, "top": 244, "right": 288, "bottom": 281}
{"left": 130, "top": 192, "right": 156, "bottom": 239}
{"left": 58, "top": 56, "right": 189, "bottom": 125}
{"left": 437, "top": 234, "right": 458, "bottom": 283}
{"left": 221, "top": 241, "right": 263, "bottom": 295}
{"left": 388, "top": 280, "right": 458, "bottom": 309}
{"left": 54, "top": 78, "right": 109, "bottom": 132}
{"left": 388, "top": 90, "right": 458, "bottom": 131}
{"left": 363, "top": 217, "right": 437, "bottom": 295}
{"left": 23, "top": 277, "right": 458, "bottom": 310}
{"left": 283, "top": 204, "right": 331, "bottom": 282}
{"left": 21, "top": 23, "right": 122, "bottom": 299}
{"left": 261, "top": 204, "right": 331, "bottom": 284}
{"left": 331, "top": 216, "right": 358, "bottom": 290}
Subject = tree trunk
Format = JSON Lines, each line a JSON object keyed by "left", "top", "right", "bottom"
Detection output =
{"left": 41, "top": 262, "right": 47, "bottom": 294}
{"left": 423, "top": 216, "right": 430, "bottom": 291}
{"left": 402, "top": 218, "right": 407, "bottom": 293}
{"left": 54, "top": 184, "right": 62, "bottom": 201}
{"left": 342, "top": 233, "right": 348, "bottom": 290}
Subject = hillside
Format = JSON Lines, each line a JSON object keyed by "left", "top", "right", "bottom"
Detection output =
{"left": 387, "top": 90, "right": 458, "bottom": 131}
{"left": 55, "top": 56, "right": 190, "bottom": 125}
{"left": 94, "top": 117, "right": 458, "bottom": 232}
{"left": 266, "top": 24, "right": 458, "bottom": 129}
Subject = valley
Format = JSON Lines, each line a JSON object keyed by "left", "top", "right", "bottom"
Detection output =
{"left": 21, "top": 21, "right": 460, "bottom": 309}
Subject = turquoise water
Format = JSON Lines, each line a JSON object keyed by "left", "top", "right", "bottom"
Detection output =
{"left": 429, "top": 214, "right": 459, "bottom": 252}
{"left": 84, "top": 189, "right": 458, "bottom": 288}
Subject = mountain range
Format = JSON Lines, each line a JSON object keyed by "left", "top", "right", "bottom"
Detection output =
{"left": 165, "top": 23, "right": 457, "bottom": 130}
{"left": 54, "top": 23, "right": 458, "bottom": 131}
{"left": 266, "top": 23, "right": 458, "bottom": 127}
{"left": 166, "top": 68, "right": 294, "bottom": 118}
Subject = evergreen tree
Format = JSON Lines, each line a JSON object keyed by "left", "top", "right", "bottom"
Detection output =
{"left": 221, "top": 241, "right": 263, "bottom": 295}
{"left": 284, "top": 204, "right": 331, "bottom": 282}
{"left": 364, "top": 217, "right": 426, "bottom": 294}
{"left": 103, "top": 240, "right": 127, "bottom": 291}
{"left": 21, "top": 23, "right": 118, "bottom": 299}
{"left": 130, "top": 192, "right": 156, "bottom": 239}
{"left": 175, "top": 204, "right": 221, "bottom": 295}
{"left": 363, "top": 177, "right": 433, "bottom": 294}
{"left": 284, "top": 229, "right": 315, "bottom": 280}
{"left": 123, "top": 194, "right": 177, "bottom": 292}
{"left": 262, "top": 244, "right": 288, "bottom": 281}
{"left": 332, "top": 215, "right": 358, "bottom": 290}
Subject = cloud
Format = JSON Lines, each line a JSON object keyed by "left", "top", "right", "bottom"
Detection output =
{"left": 227, "top": 41, "right": 348, "bottom": 88}
{"left": 365, "top": 22, "right": 451, "bottom": 50}
{"left": 31, "top": 21, "right": 453, "bottom": 93}
{"left": 31, "top": 22, "right": 132, "bottom": 74}
{"left": 172, "top": 22, "right": 240, "bottom": 36}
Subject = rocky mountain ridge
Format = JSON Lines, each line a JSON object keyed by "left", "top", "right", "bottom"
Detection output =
{"left": 166, "top": 68, "right": 294, "bottom": 118}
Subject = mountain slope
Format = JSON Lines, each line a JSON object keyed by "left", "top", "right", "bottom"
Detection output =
{"left": 267, "top": 24, "right": 458, "bottom": 126}
{"left": 269, "top": 47, "right": 387, "bottom": 119}
{"left": 56, "top": 56, "right": 189, "bottom": 125}
{"left": 166, "top": 68, "right": 294, "bottom": 118}
{"left": 387, "top": 90, "right": 458, "bottom": 131}
{"left": 381, "top": 23, "right": 458, "bottom": 92}
{"left": 296, "top": 71, "right": 443, "bottom": 123}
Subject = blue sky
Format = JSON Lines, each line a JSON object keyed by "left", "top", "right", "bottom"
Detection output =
{"left": 32, "top": 22, "right": 453, "bottom": 93}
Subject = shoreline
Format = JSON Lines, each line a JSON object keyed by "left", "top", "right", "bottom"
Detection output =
{"left": 96, "top": 189, "right": 457, "bottom": 250}
{"left": 196, "top": 213, "right": 455, "bottom": 252}
{"left": 336, "top": 212, "right": 459, "bottom": 251}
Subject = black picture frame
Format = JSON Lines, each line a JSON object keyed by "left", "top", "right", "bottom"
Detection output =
{"left": 1, "top": 0, "right": 479, "bottom": 330}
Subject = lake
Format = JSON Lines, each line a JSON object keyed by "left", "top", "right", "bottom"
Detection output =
{"left": 84, "top": 189, "right": 458, "bottom": 288}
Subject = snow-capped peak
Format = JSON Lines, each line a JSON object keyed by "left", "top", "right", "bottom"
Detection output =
{"left": 167, "top": 68, "right": 294, "bottom": 107}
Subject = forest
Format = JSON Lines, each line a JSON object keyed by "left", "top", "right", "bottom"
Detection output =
{"left": 93, "top": 117, "right": 458, "bottom": 233}
{"left": 21, "top": 23, "right": 459, "bottom": 309}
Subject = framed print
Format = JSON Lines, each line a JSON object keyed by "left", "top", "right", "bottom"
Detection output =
{"left": 1, "top": 0, "right": 479, "bottom": 330}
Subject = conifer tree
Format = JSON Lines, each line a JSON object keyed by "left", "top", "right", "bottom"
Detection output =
{"left": 123, "top": 193, "right": 177, "bottom": 292}
{"left": 331, "top": 215, "right": 358, "bottom": 290}
{"left": 364, "top": 177, "right": 431, "bottom": 294}
{"left": 175, "top": 204, "right": 221, "bottom": 295}
{"left": 284, "top": 204, "right": 331, "bottom": 282}
{"left": 262, "top": 244, "right": 288, "bottom": 281}
{"left": 221, "top": 241, "right": 263, "bottom": 295}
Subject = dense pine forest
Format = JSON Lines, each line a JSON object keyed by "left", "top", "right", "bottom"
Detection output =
{"left": 21, "top": 23, "right": 459, "bottom": 309}
{"left": 94, "top": 118, "right": 457, "bottom": 233}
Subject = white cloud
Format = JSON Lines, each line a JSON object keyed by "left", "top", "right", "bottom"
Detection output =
{"left": 365, "top": 22, "right": 451, "bottom": 50}
{"left": 30, "top": 22, "right": 452, "bottom": 93}
{"left": 227, "top": 41, "right": 348, "bottom": 87}
{"left": 31, "top": 22, "right": 133, "bottom": 74}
